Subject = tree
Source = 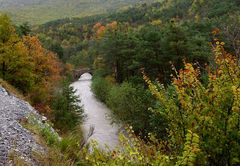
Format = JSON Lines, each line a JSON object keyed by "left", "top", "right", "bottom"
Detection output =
{"left": 52, "top": 81, "right": 83, "bottom": 132}
{"left": 16, "top": 22, "right": 31, "bottom": 36}
{"left": 95, "top": 22, "right": 139, "bottom": 83}
{"left": 23, "top": 36, "right": 61, "bottom": 105}
{"left": 0, "top": 14, "right": 35, "bottom": 92}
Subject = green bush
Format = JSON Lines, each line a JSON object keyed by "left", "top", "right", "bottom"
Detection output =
{"left": 92, "top": 78, "right": 168, "bottom": 138}
{"left": 40, "top": 126, "right": 60, "bottom": 146}
{"left": 91, "top": 77, "right": 112, "bottom": 103}
{"left": 106, "top": 82, "right": 155, "bottom": 136}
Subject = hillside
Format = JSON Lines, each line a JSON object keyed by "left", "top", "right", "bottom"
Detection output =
{"left": 37, "top": 0, "right": 240, "bottom": 65}
{"left": 0, "top": 0, "right": 155, "bottom": 24}
{"left": 0, "top": 86, "right": 59, "bottom": 165}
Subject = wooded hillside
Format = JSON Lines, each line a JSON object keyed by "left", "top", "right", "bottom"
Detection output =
{"left": 0, "top": 0, "right": 155, "bottom": 24}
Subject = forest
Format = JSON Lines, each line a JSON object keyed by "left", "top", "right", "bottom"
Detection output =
{"left": 0, "top": 0, "right": 240, "bottom": 165}
{"left": 0, "top": 0, "right": 155, "bottom": 24}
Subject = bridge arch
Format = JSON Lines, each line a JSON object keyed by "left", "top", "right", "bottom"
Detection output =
{"left": 73, "top": 68, "right": 93, "bottom": 80}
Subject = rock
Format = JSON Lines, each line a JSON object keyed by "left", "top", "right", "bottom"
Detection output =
{"left": 0, "top": 86, "right": 57, "bottom": 165}
{"left": 41, "top": 116, "right": 47, "bottom": 123}
{"left": 0, "top": 87, "right": 8, "bottom": 96}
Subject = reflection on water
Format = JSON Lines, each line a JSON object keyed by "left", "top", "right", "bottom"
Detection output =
{"left": 71, "top": 73, "right": 120, "bottom": 149}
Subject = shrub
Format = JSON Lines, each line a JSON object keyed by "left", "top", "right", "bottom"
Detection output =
{"left": 144, "top": 42, "right": 240, "bottom": 165}
{"left": 91, "top": 77, "right": 112, "bottom": 102}
{"left": 106, "top": 82, "right": 155, "bottom": 136}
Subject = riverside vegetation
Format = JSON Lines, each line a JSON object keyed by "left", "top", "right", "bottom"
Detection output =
{"left": 0, "top": 0, "right": 240, "bottom": 165}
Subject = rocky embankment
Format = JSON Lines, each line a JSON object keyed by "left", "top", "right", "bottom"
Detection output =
{"left": 0, "top": 86, "right": 56, "bottom": 166}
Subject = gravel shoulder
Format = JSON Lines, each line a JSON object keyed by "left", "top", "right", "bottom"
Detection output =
{"left": 0, "top": 86, "right": 52, "bottom": 166}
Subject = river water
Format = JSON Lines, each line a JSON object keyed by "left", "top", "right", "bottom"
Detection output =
{"left": 71, "top": 73, "right": 120, "bottom": 149}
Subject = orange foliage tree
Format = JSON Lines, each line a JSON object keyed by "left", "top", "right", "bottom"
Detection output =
{"left": 1, "top": 15, "right": 62, "bottom": 115}
{"left": 23, "top": 36, "right": 61, "bottom": 113}
{"left": 93, "top": 21, "right": 118, "bottom": 39}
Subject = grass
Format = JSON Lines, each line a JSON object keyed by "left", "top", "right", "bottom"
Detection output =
{"left": 0, "top": 78, "right": 24, "bottom": 99}
{"left": 8, "top": 153, "right": 30, "bottom": 166}
{"left": 18, "top": 114, "right": 88, "bottom": 166}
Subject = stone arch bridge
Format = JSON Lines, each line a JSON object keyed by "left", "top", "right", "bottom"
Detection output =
{"left": 73, "top": 68, "right": 93, "bottom": 80}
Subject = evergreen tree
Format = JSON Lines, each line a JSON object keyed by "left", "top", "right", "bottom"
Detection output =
{"left": 52, "top": 81, "right": 84, "bottom": 132}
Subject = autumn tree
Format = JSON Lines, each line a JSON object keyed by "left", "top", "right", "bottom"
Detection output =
{"left": 23, "top": 36, "right": 61, "bottom": 108}
{"left": 0, "top": 14, "right": 35, "bottom": 92}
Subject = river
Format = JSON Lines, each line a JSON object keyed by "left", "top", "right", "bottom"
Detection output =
{"left": 71, "top": 73, "right": 120, "bottom": 149}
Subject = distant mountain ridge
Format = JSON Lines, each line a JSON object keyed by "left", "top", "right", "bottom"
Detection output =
{"left": 0, "top": 0, "right": 155, "bottom": 25}
{"left": 0, "top": 0, "right": 43, "bottom": 8}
